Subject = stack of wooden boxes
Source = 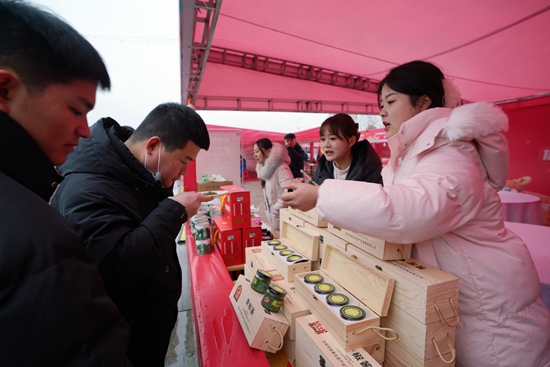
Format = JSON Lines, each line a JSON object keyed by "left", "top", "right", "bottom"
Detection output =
{"left": 293, "top": 242, "right": 395, "bottom": 366}
{"left": 236, "top": 206, "right": 460, "bottom": 367}
{"left": 326, "top": 225, "right": 460, "bottom": 367}
{"left": 253, "top": 208, "right": 328, "bottom": 361}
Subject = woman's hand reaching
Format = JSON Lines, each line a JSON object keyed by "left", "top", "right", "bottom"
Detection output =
{"left": 281, "top": 182, "right": 319, "bottom": 212}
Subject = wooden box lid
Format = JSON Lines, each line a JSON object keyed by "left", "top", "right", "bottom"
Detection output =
{"left": 280, "top": 213, "right": 320, "bottom": 261}
{"left": 321, "top": 244, "right": 395, "bottom": 317}
{"left": 287, "top": 207, "right": 328, "bottom": 228}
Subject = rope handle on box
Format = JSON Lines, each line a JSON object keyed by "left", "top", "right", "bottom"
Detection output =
{"left": 396, "top": 247, "right": 409, "bottom": 261}
{"left": 366, "top": 343, "right": 381, "bottom": 355}
{"left": 352, "top": 326, "right": 399, "bottom": 341}
{"left": 219, "top": 193, "right": 228, "bottom": 214}
{"left": 433, "top": 299, "right": 460, "bottom": 327}
{"left": 432, "top": 333, "right": 456, "bottom": 364}
{"left": 211, "top": 229, "right": 219, "bottom": 247}
{"left": 265, "top": 327, "right": 284, "bottom": 351}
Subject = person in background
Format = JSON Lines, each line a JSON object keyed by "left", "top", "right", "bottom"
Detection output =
{"left": 51, "top": 103, "right": 212, "bottom": 367}
{"left": 254, "top": 138, "right": 294, "bottom": 234}
{"left": 0, "top": 1, "right": 130, "bottom": 365}
{"left": 240, "top": 154, "right": 247, "bottom": 178}
{"left": 281, "top": 60, "right": 550, "bottom": 366}
{"left": 314, "top": 113, "right": 383, "bottom": 185}
{"left": 284, "top": 132, "right": 308, "bottom": 178}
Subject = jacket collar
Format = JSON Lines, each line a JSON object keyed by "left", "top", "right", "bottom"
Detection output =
{"left": 387, "top": 108, "right": 450, "bottom": 171}
{"left": 0, "top": 112, "right": 63, "bottom": 202}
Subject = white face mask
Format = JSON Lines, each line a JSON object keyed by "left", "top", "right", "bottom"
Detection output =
{"left": 144, "top": 142, "right": 162, "bottom": 182}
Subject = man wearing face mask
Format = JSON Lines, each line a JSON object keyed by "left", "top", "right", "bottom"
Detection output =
{"left": 51, "top": 102, "right": 211, "bottom": 367}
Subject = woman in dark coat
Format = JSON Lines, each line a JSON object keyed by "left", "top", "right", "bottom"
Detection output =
{"left": 313, "top": 113, "right": 383, "bottom": 185}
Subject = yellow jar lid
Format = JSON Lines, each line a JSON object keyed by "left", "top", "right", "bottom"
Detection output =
{"left": 279, "top": 250, "right": 294, "bottom": 256}
{"left": 340, "top": 305, "right": 366, "bottom": 320}
{"left": 314, "top": 282, "right": 335, "bottom": 294}
{"left": 273, "top": 244, "right": 288, "bottom": 251}
{"left": 327, "top": 293, "right": 349, "bottom": 306}
{"left": 286, "top": 254, "right": 303, "bottom": 262}
{"left": 304, "top": 274, "right": 324, "bottom": 284}
{"left": 256, "top": 270, "right": 273, "bottom": 280}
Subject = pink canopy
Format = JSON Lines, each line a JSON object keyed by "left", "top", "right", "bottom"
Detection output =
{"left": 182, "top": 1, "right": 550, "bottom": 197}
{"left": 184, "top": 0, "right": 550, "bottom": 113}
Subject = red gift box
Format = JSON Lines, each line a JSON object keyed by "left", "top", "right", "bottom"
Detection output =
{"left": 220, "top": 185, "right": 251, "bottom": 229}
{"left": 213, "top": 217, "right": 243, "bottom": 266}
{"left": 242, "top": 222, "right": 262, "bottom": 248}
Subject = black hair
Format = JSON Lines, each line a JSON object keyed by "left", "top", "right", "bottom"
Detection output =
{"left": 377, "top": 60, "right": 445, "bottom": 109}
{"left": 254, "top": 138, "right": 273, "bottom": 155}
{"left": 0, "top": 0, "right": 110, "bottom": 92}
{"left": 130, "top": 103, "right": 210, "bottom": 152}
{"left": 319, "top": 113, "right": 360, "bottom": 143}
{"left": 254, "top": 138, "right": 273, "bottom": 189}
{"left": 284, "top": 133, "right": 296, "bottom": 140}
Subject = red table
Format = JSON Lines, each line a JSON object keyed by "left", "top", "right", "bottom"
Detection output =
{"left": 186, "top": 225, "right": 270, "bottom": 367}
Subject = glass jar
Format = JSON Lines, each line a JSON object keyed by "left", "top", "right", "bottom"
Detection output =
{"left": 251, "top": 269, "right": 273, "bottom": 294}
{"left": 261, "top": 284, "right": 287, "bottom": 313}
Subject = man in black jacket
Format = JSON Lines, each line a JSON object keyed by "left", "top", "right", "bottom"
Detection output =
{"left": 51, "top": 103, "right": 211, "bottom": 367}
{"left": 0, "top": 1, "right": 130, "bottom": 365}
{"left": 284, "top": 132, "right": 309, "bottom": 178}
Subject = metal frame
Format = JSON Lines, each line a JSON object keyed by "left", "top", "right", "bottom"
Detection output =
{"left": 180, "top": 0, "right": 223, "bottom": 105}
{"left": 180, "top": 1, "right": 380, "bottom": 113}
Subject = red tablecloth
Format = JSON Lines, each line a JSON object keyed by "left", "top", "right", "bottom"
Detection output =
{"left": 186, "top": 225, "right": 270, "bottom": 367}
{"left": 498, "top": 191, "right": 542, "bottom": 225}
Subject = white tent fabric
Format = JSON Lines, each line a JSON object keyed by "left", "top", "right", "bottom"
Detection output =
{"left": 190, "top": 0, "right": 550, "bottom": 113}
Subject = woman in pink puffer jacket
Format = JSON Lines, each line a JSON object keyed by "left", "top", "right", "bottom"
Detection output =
{"left": 282, "top": 61, "right": 550, "bottom": 367}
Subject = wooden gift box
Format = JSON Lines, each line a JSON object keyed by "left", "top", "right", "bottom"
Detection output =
{"left": 345, "top": 245, "right": 459, "bottom": 366}
{"left": 196, "top": 179, "right": 232, "bottom": 192}
{"left": 303, "top": 222, "right": 349, "bottom": 259}
{"left": 261, "top": 240, "right": 311, "bottom": 282}
{"left": 295, "top": 314, "right": 382, "bottom": 367}
{"left": 294, "top": 244, "right": 396, "bottom": 352}
{"left": 282, "top": 331, "right": 296, "bottom": 363}
{"left": 229, "top": 275, "right": 289, "bottom": 353}
{"left": 270, "top": 273, "right": 311, "bottom": 341}
{"left": 384, "top": 335, "right": 455, "bottom": 367}
{"left": 244, "top": 246, "right": 276, "bottom": 278}
{"left": 280, "top": 208, "right": 321, "bottom": 261}
{"left": 327, "top": 223, "right": 411, "bottom": 261}
{"left": 263, "top": 272, "right": 311, "bottom": 363}
{"left": 288, "top": 206, "right": 328, "bottom": 227}
{"left": 345, "top": 245, "right": 459, "bottom": 325}
{"left": 381, "top": 306, "right": 456, "bottom": 366}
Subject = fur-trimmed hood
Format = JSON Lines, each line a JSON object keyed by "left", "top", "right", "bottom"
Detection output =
{"left": 442, "top": 102, "right": 508, "bottom": 141}
{"left": 443, "top": 102, "right": 509, "bottom": 191}
{"left": 256, "top": 142, "right": 290, "bottom": 181}
{"left": 389, "top": 102, "right": 510, "bottom": 190}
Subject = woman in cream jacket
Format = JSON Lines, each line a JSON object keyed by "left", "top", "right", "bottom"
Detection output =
{"left": 282, "top": 61, "right": 550, "bottom": 367}
{"left": 254, "top": 138, "right": 294, "bottom": 234}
